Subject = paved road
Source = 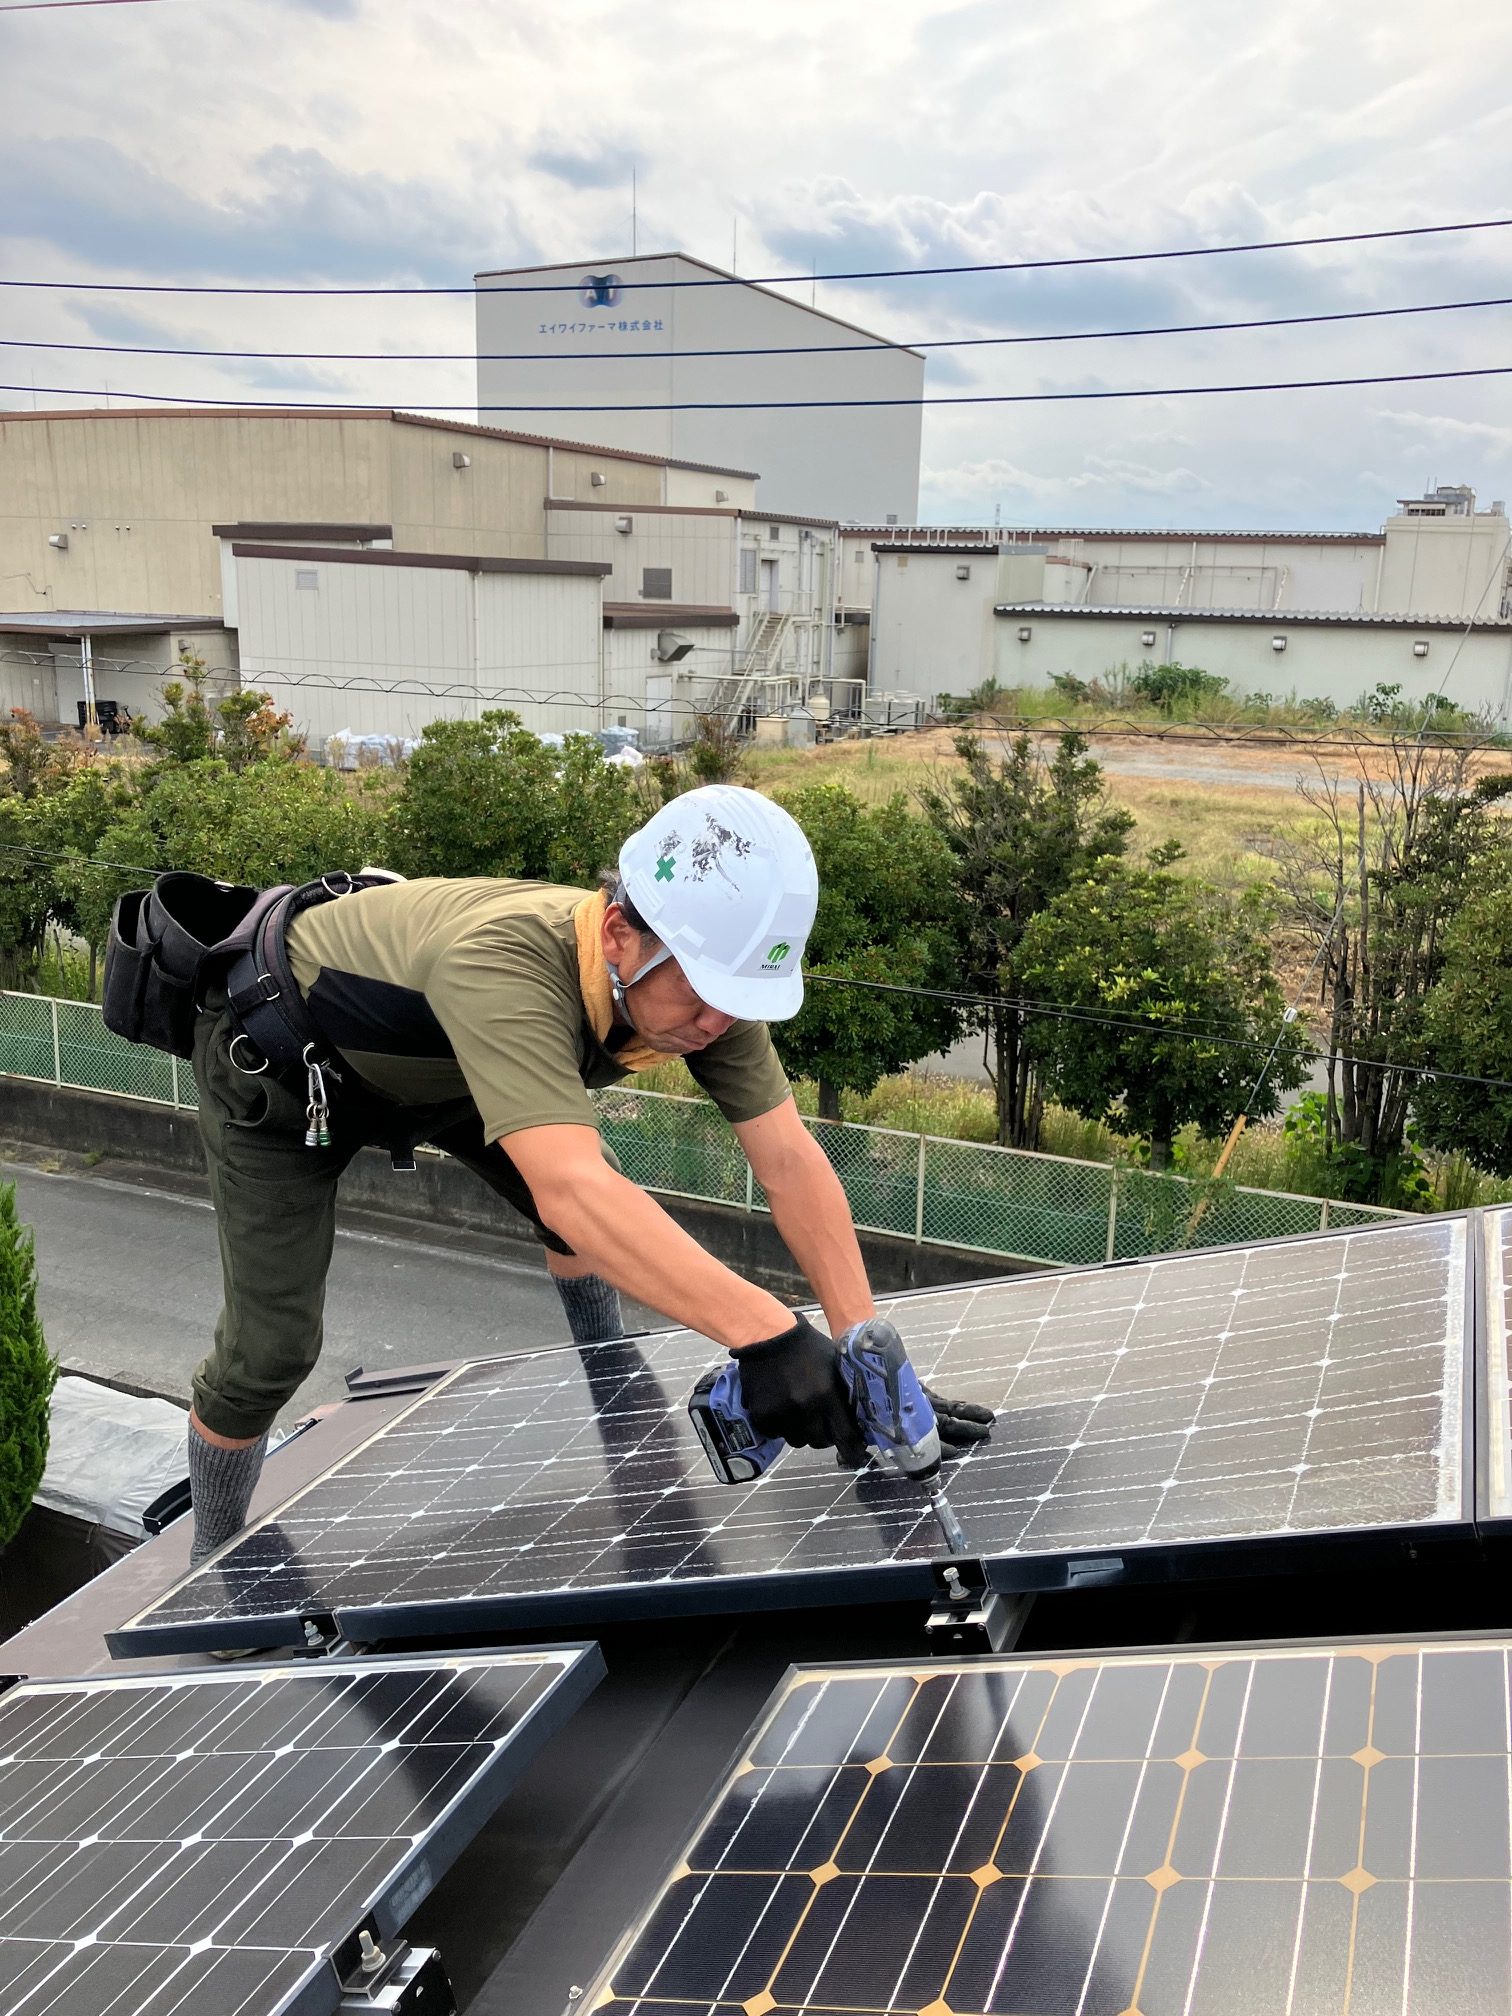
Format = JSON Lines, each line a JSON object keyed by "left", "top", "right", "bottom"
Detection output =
{"left": 4, "top": 1157, "right": 658, "bottom": 1430}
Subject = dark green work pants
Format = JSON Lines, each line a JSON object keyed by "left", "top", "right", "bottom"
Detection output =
{"left": 190, "top": 994, "right": 567, "bottom": 1440}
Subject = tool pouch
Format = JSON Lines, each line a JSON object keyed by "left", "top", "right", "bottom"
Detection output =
{"left": 102, "top": 871, "right": 262, "bottom": 1058}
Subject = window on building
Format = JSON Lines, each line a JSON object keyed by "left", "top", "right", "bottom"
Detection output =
{"left": 854, "top": 548, "right": 865, "bottom": 564}
{"left": 295, "top": 569, "right": 319, "bottom": 590}
{"left": 768, "top": 525, "right": 781, "bottom": 542}
{"left": 641, "top": 566, "right": 673, "bottom": 599}
{"left": 738, "top": 549, "right": 758, "bottom": 596}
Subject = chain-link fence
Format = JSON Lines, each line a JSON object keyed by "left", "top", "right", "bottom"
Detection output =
{"left": 1, "top": 990, "right": 1408, "bottom": 1264}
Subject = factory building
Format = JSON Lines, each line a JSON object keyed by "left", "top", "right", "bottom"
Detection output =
{"left": 474, "top": 253, "right": 924, "bottom": 525}
{"left": 0, "top": 406, "right": 757, "bottom": 744}
{"left": 856, "top": 488, "right": 1512, "bottom": 720}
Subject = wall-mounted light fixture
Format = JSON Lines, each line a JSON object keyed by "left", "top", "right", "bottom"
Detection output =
{"left": 615, "top": 515, "right": 634, "bottom": 535}
{"left": 1140, "top": 629, "right": 1157, "bottom": 647}
{"left": 1017, "top": 625, "right": 1033, "bottom": 643}
{"left": 47, "top": 533, "right": 68, "bottom": 551}
{"left": 452, "top": 451, "right": 471, "bottom": 470}
{"left": 1271, "top": 635, "right": 1288, "bottom": 652}
{"left": 1413, "top": 639, "right": 1430, "bottom": 658}
{"left": 956, "top": 564, "right": 971, "bottom": 581}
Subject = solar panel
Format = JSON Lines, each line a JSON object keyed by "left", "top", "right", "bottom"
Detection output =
{"left": 1479, "top": 1207, "right": 1512, "bottom": 1529}
{"left": 110, "top": 1218, "right": 1471, "bottom": 1657}
{"left": 0, "top": 1646, "right": 600, "bottom": 2016}
{"left": 592, "top": 1636, "right": 1512, "bottom": 2016}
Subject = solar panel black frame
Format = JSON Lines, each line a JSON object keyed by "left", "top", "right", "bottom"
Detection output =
{"left": 1475, "top": 1205, "right": 1511, "bottom": 1532}
{"left": 0, "top": 1645, "right": 602, "bottom": 2016}
{"left": 584, "top": 1629, "right": 1512, "bottom": 2016}
{"left": 108, "top": 1215, "right": 1477, "bottom": 1659}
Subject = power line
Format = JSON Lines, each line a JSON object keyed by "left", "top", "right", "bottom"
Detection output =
{"left": 5, "top": 294, "right": 1510, "bottom": 365}
{"left": 7, "top": 362, "right": 1512, "bottom": 415}
{"left": 0, "top": 0, "right": 169, "bottom": 10}
{"left": 2, "top": 216, "right": 1509, "bottom": 297}
{"left": 0, "top": 833, "right": 1501, "bottom": 1095}
{"left": 802, "top": 971, "right": 1509, "bottom": 1096}
{"left": 0, "top": 829, "right": 1504, "bottom": 1095}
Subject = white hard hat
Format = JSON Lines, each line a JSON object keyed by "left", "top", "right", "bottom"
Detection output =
{"left": 617, "top": 784, "right": 817, "bottom": 1021}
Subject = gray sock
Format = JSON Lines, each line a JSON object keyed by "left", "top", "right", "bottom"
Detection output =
{"left": 187, "top": 1424, "right": 269, "bottom": 1567}
{"left": 552, "top": 1271, "right": 626, "bottom": 1345}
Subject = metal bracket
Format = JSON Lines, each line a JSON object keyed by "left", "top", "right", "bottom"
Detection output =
{"left": 298, "top": 1611, "right": 343, "bottom": 1656}
{"left": 924, "top": 1559, "right": 1032, "bottom": 1656}
{"left": 337, "top": 1931, "right": 455, "bottom": 2012}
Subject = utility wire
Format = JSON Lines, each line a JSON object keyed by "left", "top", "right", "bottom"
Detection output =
{"left": 1, "top": 216, "right": 1510, "bottom": 296}
{"left": 8, "top": 363, "right": 1512, "bottom": 414}
{"left": 0, "top": 838, "right": 1504, "bottom": 1093}
{"left": 5, "top": 293, "right": 1510, "bottom": 364}
{"left": 0, "top": 0, "right": 169, "bottom": 10}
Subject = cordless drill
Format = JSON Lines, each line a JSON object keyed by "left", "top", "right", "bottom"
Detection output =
{"left": 689, "top": 1319, "right": 971, "bottom": 1555}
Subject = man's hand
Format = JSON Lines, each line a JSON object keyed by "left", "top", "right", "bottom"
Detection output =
{"left": 924, "top": 1387, "right": 996, "bottom": 1453}
{"left": 733, "top": 1313, "right": 869, "bottom": 1465}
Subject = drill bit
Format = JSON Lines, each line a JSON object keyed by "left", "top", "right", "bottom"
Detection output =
{"left": 922, "top": 1475, "right": 969, "bottom": 1555}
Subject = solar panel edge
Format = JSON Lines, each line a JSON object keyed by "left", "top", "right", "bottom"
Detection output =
{"left": 1477, "top": 1206, "right": 1510, "bottom": 1528}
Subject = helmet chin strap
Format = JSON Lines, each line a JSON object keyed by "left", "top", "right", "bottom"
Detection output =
{"left": 606, "top": 883, "right": 675, "bottom": 1019}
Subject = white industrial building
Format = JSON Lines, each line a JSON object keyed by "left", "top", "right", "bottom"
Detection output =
{"left": 474, "top": 253, "right": 924, "bottom": 525}
{"left": 855, "top": 487, "right": 1512, "bottom": 720}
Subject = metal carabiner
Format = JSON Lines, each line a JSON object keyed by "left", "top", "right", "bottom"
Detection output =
{"left": 227, "top": 1032, "right": 270, "bottom": 1076}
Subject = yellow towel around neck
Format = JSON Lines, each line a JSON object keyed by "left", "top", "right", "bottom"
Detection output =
{"left": 572, "top": 888, "right": 664, "bottom": 1075}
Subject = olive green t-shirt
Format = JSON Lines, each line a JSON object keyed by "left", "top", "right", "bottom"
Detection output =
{"left": 285, "top": 877, "right": 791, "bottom": 1143}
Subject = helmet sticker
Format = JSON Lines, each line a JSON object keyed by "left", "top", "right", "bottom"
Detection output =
{"left": 687, "top": 815, "right": 753, "bottom": 889}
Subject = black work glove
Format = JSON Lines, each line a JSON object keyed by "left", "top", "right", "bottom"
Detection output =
{"left": 925, "top": 1386, "right": 996, "bottom": 1455}
{"left": 734, "top": 1313, "right": 869, "bottom": 1467}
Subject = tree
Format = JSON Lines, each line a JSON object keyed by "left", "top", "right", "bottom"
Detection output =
{"left": 920, "top": 731, "right": 1133, "bottom": 1147}
{"left": 769, "top": 784, "right": 963, "bottom": 1118}
{"left": 68, "top": 759, "right": 385, "bottom": 961}
{"left": 1413, "top": 861, "right": 1512, "bottom": 1175}
{"left": 383, "top": 711, "right": 637, "bottom": 884}
{"left": 0, "top": 1180, "right": 55, "bottom": 1551}
{"left": 1279, "top": 743, "right": 1512, "bottom": 1196}
{"left": 136, "top": 649, "right": 300, "bottom": 771}
{"left": 1018, "top": 858, "right": 1308, "bottom": 1166}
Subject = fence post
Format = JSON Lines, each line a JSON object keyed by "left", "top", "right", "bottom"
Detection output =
{"left": 50, "top": 998, "right": 61, "bottom": 1086}
{"left": 915, "top": 1133, "right": 927, "bottom": 1244}
{"left": 1319, "top": 1196, "right": 1331, "bottom": 1232}
{"left": 744, "top": 1159, "right": 754, "bottom": 1212}
{"left": 1105, "top": 1168, "right": 1120, "bottom": 1264}
{"left": 170, "top": 1053, "right": 181, "bottom": 1109}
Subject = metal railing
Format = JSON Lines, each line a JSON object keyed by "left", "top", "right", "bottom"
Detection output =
{"left": 1, "top": 990, "right": 1406, "bottom": 1267}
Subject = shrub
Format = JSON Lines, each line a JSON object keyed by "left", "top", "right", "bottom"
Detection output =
{"left": 0, "top": 1181, "right": 55, "bottom": 1550}
{"left": 1127, "top": 659, "right": 1228, "bottom": 716}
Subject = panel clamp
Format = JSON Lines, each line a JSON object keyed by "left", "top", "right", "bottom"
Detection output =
{"left": 924, "top": 1558, "right": 1031, "bottom": 1656}
{"left": 336, "top": 1926, "right": 455, "bottom": 2012}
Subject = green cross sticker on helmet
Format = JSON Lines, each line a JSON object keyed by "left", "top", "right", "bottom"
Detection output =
{"left": 618, "top": 784, "right": 818, "bottom": 1022}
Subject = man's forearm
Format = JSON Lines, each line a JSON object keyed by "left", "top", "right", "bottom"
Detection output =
{"left": 762, "top": 1141, "right": 875, "bottom": 1336}
{"left": 532, "top": 1164, "right": 792, "bottom": 1348}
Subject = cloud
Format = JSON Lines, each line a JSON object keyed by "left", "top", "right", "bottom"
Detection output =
{"left": 0, "top": 137, "right": 533, "bottom": 284}
{"left": 528, "top": 141, "right": 633, "bottom": 192}
{"left": 1373, "top": 407, "right": 1512, "bottom": 454}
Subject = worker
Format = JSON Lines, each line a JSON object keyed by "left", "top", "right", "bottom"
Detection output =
{"left": 186, "top": 783, "right": 992, "bottom": 1565}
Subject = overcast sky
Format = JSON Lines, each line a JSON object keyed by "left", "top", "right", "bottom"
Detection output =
{"left": 2, "top": 0, "right": 1509, "bottom": 529}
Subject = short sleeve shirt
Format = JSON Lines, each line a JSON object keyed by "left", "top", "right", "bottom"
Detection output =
{"left": 285, "top": 877, "right": 791, "bottom": 1143}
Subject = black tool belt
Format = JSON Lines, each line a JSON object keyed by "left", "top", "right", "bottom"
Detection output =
{"left": 102, "top": 868, "right": 381, "bottom": 1065}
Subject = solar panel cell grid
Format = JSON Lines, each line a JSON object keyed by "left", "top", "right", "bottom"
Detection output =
{"left": 0, "top": 1649, "right": 597, "bottom": 2016}
{"left": 597, "top": 1640, "right": 1512, "bottom": 2016}
{"left": 113, "top": 1219, "right": 1470, "bottom": 1653}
